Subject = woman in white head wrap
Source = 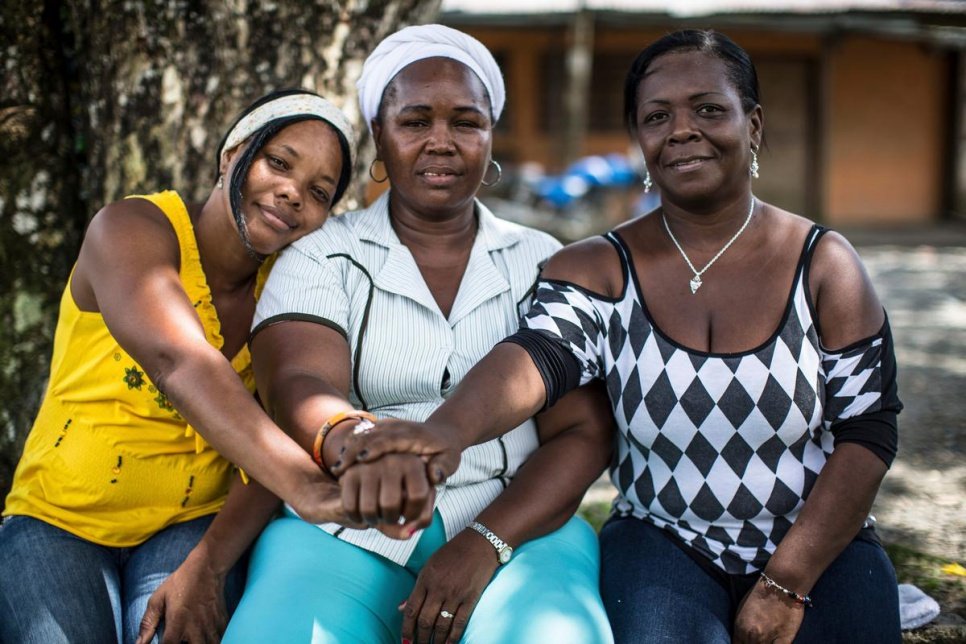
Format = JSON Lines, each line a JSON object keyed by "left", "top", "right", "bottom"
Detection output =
{"left": 0, "top": 89, "right": 358, "bottom": 644}
{"left": 223, "top": 24, "right": 614, "bottom": 644}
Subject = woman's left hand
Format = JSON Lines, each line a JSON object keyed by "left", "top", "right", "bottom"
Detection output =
{"left": 400, "top": 529, "right": 500, "bottom": 644}
{"left": 732, "top": 580, "right": 805, "bottom": 644}
{"left": 338, "top": 452, "right": 436, "bottom": 534}
{"left": 136, "top": 547, "right": 226, "bottom": 644}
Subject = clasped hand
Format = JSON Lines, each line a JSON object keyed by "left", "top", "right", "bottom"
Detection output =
{"left": 331, "top": 418, "right": 462, "bottom": 538}
{"left": 334, "top": 419, "right": 498, "bottom": 644}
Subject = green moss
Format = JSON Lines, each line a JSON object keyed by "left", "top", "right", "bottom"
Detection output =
{"left": 577, "top": 500, "right": 612, "bottom": 533}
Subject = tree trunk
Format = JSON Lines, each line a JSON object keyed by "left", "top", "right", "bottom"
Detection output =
{"left": 0, "top": 0, "right": 441, "bottom": 502}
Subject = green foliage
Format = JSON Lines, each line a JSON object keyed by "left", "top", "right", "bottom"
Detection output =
{"left": 886, "top": 543, "right": 966, "bottom": 617}
{"left": 577, "top": 500, "right": 612, "bottom": 533}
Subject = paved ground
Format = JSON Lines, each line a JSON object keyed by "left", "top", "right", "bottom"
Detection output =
{"left": 857, "top": 230, "right": 966, "bottom": 564}
{"left": 584, "top": 222, "right": 966, "bottom": 564}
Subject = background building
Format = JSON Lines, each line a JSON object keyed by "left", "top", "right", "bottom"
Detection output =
{"left": 441, "top": 0, "right": 966, "bottom": 225}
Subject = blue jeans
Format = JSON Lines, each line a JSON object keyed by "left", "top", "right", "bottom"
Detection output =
{"left": 599, "top": 516, "right": 900, "bottom": 643}
{"left": 0, "top": 514, "right": 246, "bottom": 644}
{"left": 225, "top": 511, "right": 613, "bottom": 643}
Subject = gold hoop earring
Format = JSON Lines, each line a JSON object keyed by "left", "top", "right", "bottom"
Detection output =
{"left": 481, "top": 159, "right": 502, "bottom": 187}
{"left": 368, "top": 159, "right": 388, "bottom": 184}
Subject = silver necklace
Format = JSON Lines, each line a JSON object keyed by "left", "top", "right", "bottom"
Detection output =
{"left": 662, "top": 197, "right": 756, "bottom": 294}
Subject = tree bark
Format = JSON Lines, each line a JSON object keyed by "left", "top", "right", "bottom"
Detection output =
{"left": 0, "top": 0, "right": 441, "bottom": 502}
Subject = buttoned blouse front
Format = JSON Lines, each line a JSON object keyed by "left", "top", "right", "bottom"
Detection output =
{"left": 253, "top": 191, "right": 561, "bottom": 564}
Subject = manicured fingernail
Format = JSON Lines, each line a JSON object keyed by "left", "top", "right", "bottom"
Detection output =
{"left": 333, "top": 459, "right": 342, "bottom": 468}
{"left": 435, "top": 468, "right": 445, "bottom": 481}
{"left": 398, "top": 601, "right": 406, "bottom": 610}
{"left": 408, "top": 527, "right": 417, "bottom": 537}
{"left": 358, "top": 449, "right": 369, "bottom": 460}
{"left": 339, "top": 445, "right": 346, "bottom": 454}
{"left": 402, "top": 639, "right": 411, "bottom": 644}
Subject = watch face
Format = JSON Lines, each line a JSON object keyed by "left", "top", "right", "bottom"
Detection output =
{"left": 499, "top": 547, "right": 512, "bottom": 564}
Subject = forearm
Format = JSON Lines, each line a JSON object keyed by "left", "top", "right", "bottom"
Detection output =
{"left": 428, "top": 343, "right": 547, "bottom": 450}
{"left": 265, "top": 370, "right": 357, "bottom": 462}
{"left": 331, "top": 344, "right": 565, "bottom": 483}
{"left": 764, "top": 443, "right": 888, "bottom": 593}
{"left": 189, "top": 477, "right": 282, "bottom": 576}
{"left": 473, "top": 427, "right": 610, "bottom": 548}
{"left": 154, "top": 350, "right": 323, "bottom": 505}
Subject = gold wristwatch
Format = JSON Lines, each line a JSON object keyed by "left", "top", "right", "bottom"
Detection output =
{"left": 468, "top": 521, "right": 513, "bottom": 565}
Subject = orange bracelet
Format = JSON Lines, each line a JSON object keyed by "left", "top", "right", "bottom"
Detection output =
{"left": 312, "top": 410, "right": 377, "bottom": 473}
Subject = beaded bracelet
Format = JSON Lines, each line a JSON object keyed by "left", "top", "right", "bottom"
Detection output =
{"left": 759, "top": 572, "right": 813, "bottom": 608}
{"left": 312, "top": 410, "right": 377, "bottom": 475}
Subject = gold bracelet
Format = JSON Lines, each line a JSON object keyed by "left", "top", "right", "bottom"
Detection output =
{"left": 312, "top": 410, "right": 377, "bottom": 474}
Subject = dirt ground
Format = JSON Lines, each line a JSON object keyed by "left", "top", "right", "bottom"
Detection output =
{"left": 853, "top": 230, "right": 966, "bottom": 564}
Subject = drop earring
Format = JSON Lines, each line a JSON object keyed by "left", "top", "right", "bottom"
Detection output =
{"left": 217, "top": 174, "right": 224, "bottom": 189}
{"left": 642, "top": 169, "right": 652, "bottom": 193}
{"left": 750, "top": 148, "right": 760, "bottom": 179}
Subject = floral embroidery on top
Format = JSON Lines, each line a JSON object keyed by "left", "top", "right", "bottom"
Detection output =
{"left": 53, "top": 418, "right": 72, "bottom": 447}
{"left": 181, "top": 474, "right": 196, "bottom": 507}
{"left": 110, "top": 455, "right": 123, "bottom": 484}
{"left": 154, "top": 390, "right": 175, "bottom": 412}
{"left": 123, "top": 365, "right": 145, "bottom": 390}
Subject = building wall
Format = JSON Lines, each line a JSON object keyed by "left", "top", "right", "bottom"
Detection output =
{"left": 824, "top": 36, "right": 950, "bottom": 225}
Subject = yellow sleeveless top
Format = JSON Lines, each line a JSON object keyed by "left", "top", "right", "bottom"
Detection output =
{"left": 4, "top": 191, "right": 270, "bottom": 547}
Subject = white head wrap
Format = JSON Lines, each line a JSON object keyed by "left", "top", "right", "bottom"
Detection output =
{"left": 356, "top": 24, "right": 505, "bottom": 133}
{"left": 219, "top": 93, "right": 355, "bottom": 167}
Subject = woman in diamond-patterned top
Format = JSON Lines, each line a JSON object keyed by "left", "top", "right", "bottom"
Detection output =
{"left": 341, "top": 29, "right": 902, "bottom": 643}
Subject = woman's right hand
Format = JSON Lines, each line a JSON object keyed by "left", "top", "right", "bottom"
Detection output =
{"left": 399, "top": 528, "right": 500, "bottom": 644}
{"left": 332, "top": 418, "right": 462, "bottom": 484}
{"left": 733, "top": 579, "right": 805, "bottom": 644}
{"left": 288, "top": 473, "right": 367, "bottom": 528}
{"left": 136, "top": 547, "right": 227, "bottom": 644}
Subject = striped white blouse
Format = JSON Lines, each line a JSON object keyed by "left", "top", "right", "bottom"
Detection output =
{"left": 253, "top": 191, "right": 562, "bottom": 565}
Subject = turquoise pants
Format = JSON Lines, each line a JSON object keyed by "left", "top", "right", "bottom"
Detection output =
{"left": 224, "top": 511, "right": 612, "bottom": 643}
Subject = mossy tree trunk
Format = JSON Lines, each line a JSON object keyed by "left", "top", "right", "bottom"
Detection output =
{"left": 0, "top": 0, "right": 441, "bottom": 502}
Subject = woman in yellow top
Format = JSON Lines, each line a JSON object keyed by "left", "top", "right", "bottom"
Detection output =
{"left": 0, "top": 89, "right": 355, "bottom": 644}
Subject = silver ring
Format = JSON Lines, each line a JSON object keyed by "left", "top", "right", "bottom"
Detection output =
{"left": 440, "top": 610, "right": 454, "bottom": 619}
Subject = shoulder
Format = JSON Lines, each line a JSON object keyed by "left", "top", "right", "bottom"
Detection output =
{"left": 541, "top": 235, "right": 623, "bottom": 298}
{"left": 808, "top": 228, "right": 884, "bottom": 349}
{"left": 83, "top": 196, "right": 179, "bottom": 261}
{"left": 288, "top": 208, "right": 362, "bottom": 260}
{"left": 71, "top": 195, "right": 182, "bottom": 309}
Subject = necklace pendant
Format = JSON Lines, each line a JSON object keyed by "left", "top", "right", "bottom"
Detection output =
{"left": 689, "top": 275, "right": 702, "bottom": 294}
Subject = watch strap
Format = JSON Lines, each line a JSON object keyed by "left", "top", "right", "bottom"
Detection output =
{"left": 468, "top": 521, "right": 512, "bottom": 564}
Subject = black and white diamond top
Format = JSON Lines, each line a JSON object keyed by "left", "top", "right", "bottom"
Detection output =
{"left": 520, "top": 226, "right": 899, "bottom": 574}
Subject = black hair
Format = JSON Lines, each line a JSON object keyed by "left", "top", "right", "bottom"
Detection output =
{"left": 623, "top": 30, "right": 761, "bottom": 134}
{"left": 214, "top": 88, "right": 353, "bottom": 258}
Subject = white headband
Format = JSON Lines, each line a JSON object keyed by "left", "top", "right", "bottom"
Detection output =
{"left": 356, "top": 24, "right": 505, "bottom": 133}
{"left": 220, "top": 93, "right": 355, "bottom": 166}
